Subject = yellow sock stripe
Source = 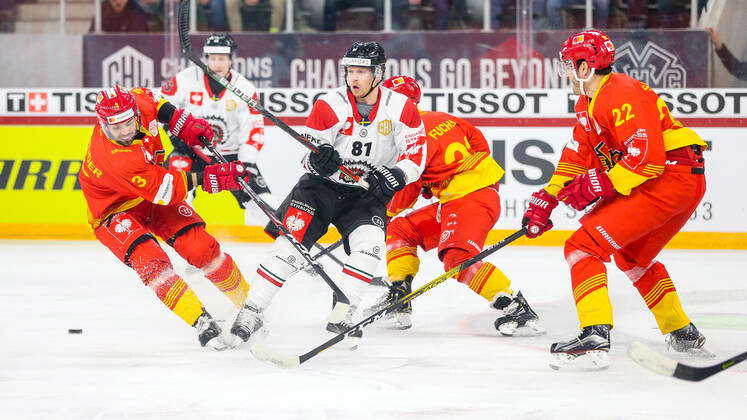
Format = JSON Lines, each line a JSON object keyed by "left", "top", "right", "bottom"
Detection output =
{"left": 214, "top": 265, "right": 242, "bottom": 291}
{"left": 643, "top": 278, "right": 675, "bottom": 306}
{"left": 386, "top": 247, "right": 417, "bottom": 262}
{"left": 573, "top": 273, "right": 607, "bottom": 303}
{"left": 163, "top": 278, "right": 188, "bottom": 309}
{"left": 468, "top": 264, "right": 493, "bottom": 292}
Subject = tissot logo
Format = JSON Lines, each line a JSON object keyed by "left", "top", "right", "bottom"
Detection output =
{"left": 6, "top": 92, "right": 25, "bottom": 112}
{"left": 102, "top": 45, "right": 154, "bottom": 87}
{"left": 28, "top": 92, "right": 48, "bottom": 112}
{"left": 614, "top": 41, "right": 687, "bottom": 88}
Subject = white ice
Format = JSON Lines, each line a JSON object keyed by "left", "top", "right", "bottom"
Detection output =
{"left": 2, "top": 240, "right": 746, "bottom": 420}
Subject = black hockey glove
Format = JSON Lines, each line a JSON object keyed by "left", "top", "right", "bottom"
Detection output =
{"left": 307, "top": 144, "right": 342, "bottom": 177}
{"left": 366, "top": 166, "right": 406, "bottom": 205}
{"left": 244, "top": 162, "right": 271, "bottom": 195}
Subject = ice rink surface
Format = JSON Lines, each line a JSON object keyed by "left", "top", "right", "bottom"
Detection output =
{"left": 2, "top": 240, "right": 746, "bottom": 420}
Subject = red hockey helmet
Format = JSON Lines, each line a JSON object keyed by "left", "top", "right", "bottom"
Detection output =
{"left": 382, "top": 75, "right": 422, "bottom": 105}
{"left": 559, "top": 29, "right": 616, "bottom": 76}
{"left": 95, "top": 86, "right": 139, "bottom": 143}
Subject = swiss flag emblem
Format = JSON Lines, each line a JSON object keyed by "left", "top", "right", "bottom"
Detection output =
{"left": 28, "top": 92, "right": 48, "bottom": 112}
{"left": 339, "top": 117, "right": 354, "bottom": 136}
{"left": 189, "top": 92, "right": 203, "bottom": 106}
{"left": 576, "top": 111, "right": 591, "bottom": 132}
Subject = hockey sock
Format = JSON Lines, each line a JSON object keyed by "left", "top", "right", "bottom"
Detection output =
{"left": 129, "top": 240, "right": 203, "bottom": 326}
{"left": 442, "top": 249, "right": 513, "bottom": 300}
{"left": 386, "top": 245, "right": 419, "bottom": 283}
{"left": 344, "top": 225, "right": 384, "bottom": 307}
{"left": 631, "top": 262, "right": 690, "bottom": 334}
{"left": 568, "top": 253, "right": 613, "bottom": 328}
{"left": 248, "top": 236, "right": 302, "bottom": 309}
{"left": 202, "top": 253, "right": 250, "bottom": 308}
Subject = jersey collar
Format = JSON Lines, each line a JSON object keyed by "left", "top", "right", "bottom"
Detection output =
{"left": 346, "top": 87, "right": 381, "bottom": 125}
{"left": 588, "top": 73, "right": 612, "bottom": 121}
{"left": 203, "top": 72, "right": 231, "bottom": 101}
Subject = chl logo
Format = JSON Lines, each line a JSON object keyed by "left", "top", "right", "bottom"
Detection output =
{"left": 102, "top": 45, "right": 154, "bottom": 87}
{"left": 613, "top": 41, "right": 686, "bottom": 88}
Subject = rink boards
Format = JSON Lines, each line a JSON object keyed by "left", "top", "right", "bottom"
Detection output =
{"left": 1, "top": 88, "right": 746, "bottom": 248}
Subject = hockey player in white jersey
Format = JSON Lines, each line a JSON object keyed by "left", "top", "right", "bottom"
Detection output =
{"left": 160, "top": 33, "right": 271, "bottom": 225}
{"left": 230, "top": 41, "right": 427, "bottom": 348}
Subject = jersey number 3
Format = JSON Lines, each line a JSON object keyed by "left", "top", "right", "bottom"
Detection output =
{"left": 351, "top": 141, "right": 372, "bottom": 157}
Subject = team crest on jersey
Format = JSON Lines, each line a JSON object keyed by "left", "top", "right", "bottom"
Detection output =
{"left": 340, "top": 117, "right": 354, "bottom": 136}
{"left": 377, "top": 119, "right": 392, "bottom": 136}
{"left": 226, "top": 99, "right": 237, "bottom": 112}
{"left": 576, "top": 111, "right": 591, "bottom": 132}
{"left": 189, "top": 92, "right": 204, "bottom": 106}
{"left": 622, "top": 128, "right": 649, "bottom": 169}
{"left": 148, "top": 119, "right": 159, "bottom": 137}
{"left": 178, "top": 205, "right": 194, "bottom": 217}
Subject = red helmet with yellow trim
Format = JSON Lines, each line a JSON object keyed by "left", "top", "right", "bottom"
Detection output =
{"left": 559, "top": 29, "right": 616, "bottom": 75}
{"left": 382, "top": 75, "right": 422, "bottom": 105}
{"left": 95, "top": 85, "right": 140, "bottom": 143}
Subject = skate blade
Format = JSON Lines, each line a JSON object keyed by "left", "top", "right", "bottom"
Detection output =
{"left": 328, "top": 333, "right": 360, "bottom": 351}
{"left": 497, "top": 320, "right": 546, "bottom": 337}
{"left": 549, "top": 350, "right": 609, "bottom": 371}
{"left": 205, "top": 336, "right": 231, "bottom": 351}
{"left": 227, "top": 327, "right": 269, "bottom": 350}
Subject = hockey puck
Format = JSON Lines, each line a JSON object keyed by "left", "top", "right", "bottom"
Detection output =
{"left": 68, "top": 329, "right": 83, "bottom": 334}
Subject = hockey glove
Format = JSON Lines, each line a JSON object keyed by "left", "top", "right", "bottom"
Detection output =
{"left": 522, "top": 189, "right": 558, "bottom": 239}
{"left": 169, "top": 109, "right": 214, "bottom": 161}
{"left": 366, "top": 166, "right": 407, "bottom": 205}
{"left": 306, "top": 144, "right": 343, "bottom": 177}
{"left": 558, "top": 168, "right": 616, "bottom": 211}
{"left": 244, "top": 162, "right": 272, "bottom": 195}
{"left": 202, "top": 161, "right": 248, "bottom": 194}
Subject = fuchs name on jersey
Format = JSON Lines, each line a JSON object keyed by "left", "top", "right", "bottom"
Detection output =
{"left": 304, "top": 86, "right": 426, "bottom": 186}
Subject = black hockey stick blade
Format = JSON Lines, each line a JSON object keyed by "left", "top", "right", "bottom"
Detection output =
{"left": 250, "top": 228, "right": 527, "bottom": 368}
{"left": 176, "top": 0, "right": 366, "bottom": 188}
{"left": 628, "top": 341, "right": 747, "bottom": 381}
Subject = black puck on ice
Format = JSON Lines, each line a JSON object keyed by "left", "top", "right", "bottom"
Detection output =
{"left": 68, "top": 329, "right": 83, "bottom": 334}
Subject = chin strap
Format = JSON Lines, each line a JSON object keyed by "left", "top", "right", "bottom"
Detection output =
{"left": 572, "top": 66, "right": 596, "bottom": 97}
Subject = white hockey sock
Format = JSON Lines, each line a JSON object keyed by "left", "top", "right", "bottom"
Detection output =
{"left": 342, "top": 225, "right": 384, "bottom": 308}
{"left": 246, "top": 236, "right": 302, "bottom": 310}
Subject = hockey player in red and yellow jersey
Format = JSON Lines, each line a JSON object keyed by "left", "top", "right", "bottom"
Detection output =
{"left": 79, "top": 85, "right": 252, "bottom": 350}
{"left": 366, "top": 76, "right": 543, "bottom": 335}
{"left": 521, "top": 30, "right": 708, "bottom": 369}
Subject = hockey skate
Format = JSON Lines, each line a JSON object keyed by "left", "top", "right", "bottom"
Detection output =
{"left": 326, "top": 306, "right": 363, "bottom": 350}
{"left": 194, "top": 311, "right": 229, "bottom": 351}
{"left": 491, "top": 291, "right": 545, "bottom": 336}
{"left": 364, "top": 276, "right": 413, "bottom": 330}
{"left": 229, "top": 303, "right": 267, "bottom": 347}
{"left": 665, "top": 322, "right": 712, "bottom": 358}
{"left": 549, "top": 324, "right": 611, "bottom": 370}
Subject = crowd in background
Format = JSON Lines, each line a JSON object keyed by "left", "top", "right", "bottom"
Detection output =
{"left": 86, "top": 0, "right": 708, "bottom": 33}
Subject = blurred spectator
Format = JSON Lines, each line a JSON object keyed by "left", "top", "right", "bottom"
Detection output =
{"left": 708, "top": 27, "right": 747, "bottom": 81}
{"left": 139, "top": 0, "right": 215, "bottom": 31}
{"left": 545, "top": 0, "right": 609, "bottom": 28}
{"left": 392, "top": 0, "right": 447, "bottom": 30}
{"left": 493, "top": 0, "right": 546, "bottom": 29}
{"left": 240, "top": 0, "right": 272, "bottom": 30}
{"left": 91, "top": 0, "right": 150, "bottom": 32}
{"left": 323, "top": 0, "right": 382, "bottom": 31}
{"left": 623, "top": 0, "right": 708, "bottom": 28}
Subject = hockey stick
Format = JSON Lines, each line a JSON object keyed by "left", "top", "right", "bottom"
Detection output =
{"left": 176, "top": 0, "right": 367, "bottom": 189}
{"left": 199, "top": 136, "right": 352, "bottom": 320}
{"left": 310, "top": 239, "right": 344, "bottom": 268}
{"left": 250, "top": 228, "right": 527, "bottom": 368}
{"left": 628, "top": 341, "right": 747, "bottom": 382}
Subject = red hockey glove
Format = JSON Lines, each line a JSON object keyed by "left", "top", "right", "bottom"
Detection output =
{"left": 167, "top": 154, "right": 193, "bottom": 171}
{"left": 522, "top": 189, "right": 558, "bottom": 239}
{"left": 169, "top": 109, "right": 214, "bottom": 150}
{"left": 557, "top": 168, "right": 616, "bottom": 211}
{"left": 202, "top": 161, "right": 248, "bottom": 194}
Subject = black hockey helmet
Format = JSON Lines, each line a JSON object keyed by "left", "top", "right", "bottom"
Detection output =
{"left": 341, "top": 41, "right": 386, "bottom": 75}
{"left": 203, "top": 33, "right": 236, "bottom": 58}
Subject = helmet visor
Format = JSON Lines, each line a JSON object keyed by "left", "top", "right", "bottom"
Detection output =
{"left": 557, "top": 53, "right": 575, "bottom": 77}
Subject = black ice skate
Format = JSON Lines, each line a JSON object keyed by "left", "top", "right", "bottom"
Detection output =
{"left": 364, "top": 276, "right": 413, "bottom": 330}
{"left": 491, "top": 291, "right": 544, "bottom": 336}
{"left": 326, "top": 306, "right": 363, "bottom": 350}
{"left": 549, "top": 324, "right": 611, "bottom": 370}
{"left": 666, "top": 323, "right": 706, "bottom": 353}
{"left": 230, "top": 303, "right": 266, "bottom": 346}
{"left": 194, "top": 311, "right": 228, "bottom": 351}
